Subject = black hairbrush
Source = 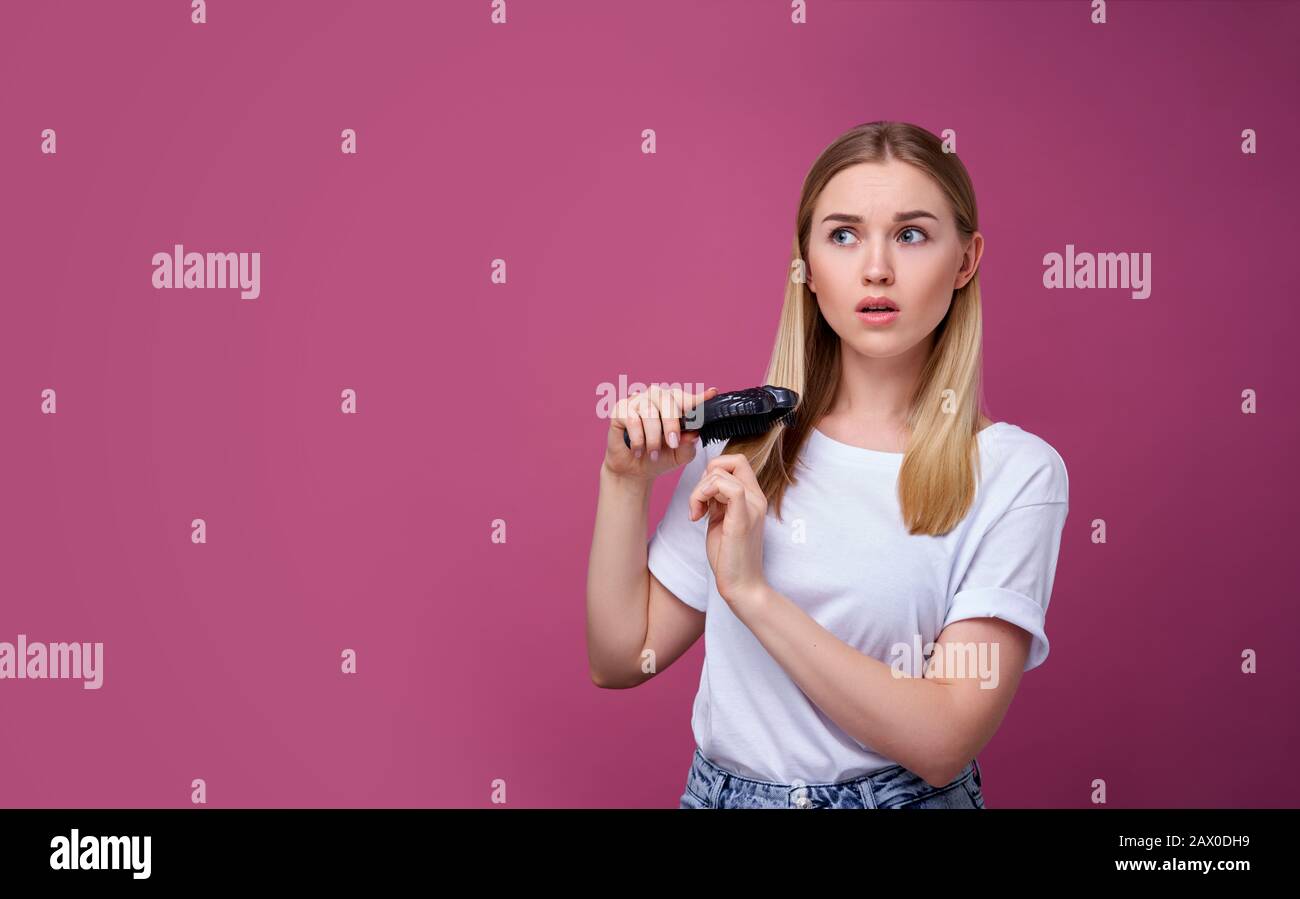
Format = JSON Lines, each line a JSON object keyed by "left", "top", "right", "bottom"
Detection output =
{"left": 622, "top": 385, "right": 799, "bottom": 449}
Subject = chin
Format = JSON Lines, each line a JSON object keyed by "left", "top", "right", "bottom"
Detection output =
{"left": 844, "top": 336, "right": 907, "bottom": 359}
{"left": 842, "top": 337, "right": 904, "bottom": 361}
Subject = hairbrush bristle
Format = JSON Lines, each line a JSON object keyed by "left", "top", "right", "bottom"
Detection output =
{"left": 701, "top": 412, "right": 794, "bottom": 445}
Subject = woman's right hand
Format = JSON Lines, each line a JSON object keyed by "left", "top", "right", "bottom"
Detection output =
{"left": 603, "top": 385, "right": 720, "bottom": 482}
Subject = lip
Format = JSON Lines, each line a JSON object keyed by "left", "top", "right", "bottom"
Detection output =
{"left": 856, "top": 308, "right": 900, "bottom": 325}
{"left": 856, "top": 296, "right": 899, "bottom": 312}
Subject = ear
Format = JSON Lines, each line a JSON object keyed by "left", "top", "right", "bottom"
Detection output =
{"left": 954, "top": 232, "right": 984, "bottom": 291}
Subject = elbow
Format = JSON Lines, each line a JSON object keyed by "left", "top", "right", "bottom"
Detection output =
{"left": 919, "top": 766, "right": 958, "bottom": 790}
{"left": 589, "top": 667, "right": 640, "bottom": 690}
{"left": 918, "top": 750, "right": 970, "bottom": 790}
{"left": 589, "top": 644, "right": 653, "bottom": 689}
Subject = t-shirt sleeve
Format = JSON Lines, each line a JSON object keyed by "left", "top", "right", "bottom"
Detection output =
{"left": 646, "top": 444, "right": 713, "bottom": 613}
{"left": 942, "top": 445, "right": 1069, "bottom": 672}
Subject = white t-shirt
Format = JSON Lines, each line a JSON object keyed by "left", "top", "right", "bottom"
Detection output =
{"left": 647, "top": 421, "right": 1069, "bottom": 784}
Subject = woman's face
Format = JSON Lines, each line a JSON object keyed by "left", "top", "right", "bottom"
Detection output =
{"left": 806, "top": 160, "right": 982, "bottom": 361}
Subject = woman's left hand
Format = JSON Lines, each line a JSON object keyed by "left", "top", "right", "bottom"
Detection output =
{"left": 688, "top": 453, "right": 769, "bottom": 608}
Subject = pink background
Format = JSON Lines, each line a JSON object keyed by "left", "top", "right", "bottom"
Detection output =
{"left": 2, "top": 0, "right": 1297, "bottom": 808}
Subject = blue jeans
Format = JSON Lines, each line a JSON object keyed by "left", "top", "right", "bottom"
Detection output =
{"left": 679, "top": 748, "right": 986, "bottom": 809}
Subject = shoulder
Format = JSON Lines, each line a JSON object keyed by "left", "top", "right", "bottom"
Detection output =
{"left": 980, "top": 422, "right": 1069, "bottom": 508}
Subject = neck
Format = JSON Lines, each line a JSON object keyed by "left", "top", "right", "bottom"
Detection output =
{"left": 828, "top": 333, "right": 934, "bottom": 428}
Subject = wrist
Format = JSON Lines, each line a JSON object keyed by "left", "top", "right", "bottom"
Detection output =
{"left": 724, "top": 581, "right": 773, "bottom": 615}
{"left": 600, "top": 462, "right": 653, "bottom": 492}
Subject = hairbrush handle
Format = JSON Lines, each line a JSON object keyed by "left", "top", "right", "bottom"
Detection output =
{"left": 617, "top": 385, "right": 799, "bottom": 450}
{"left": 622, "top": 417, "right": 698, "bottom": 449}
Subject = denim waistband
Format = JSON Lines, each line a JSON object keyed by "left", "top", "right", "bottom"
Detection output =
{"left": 682, "top": 747, "right": 984, "bottom": 809}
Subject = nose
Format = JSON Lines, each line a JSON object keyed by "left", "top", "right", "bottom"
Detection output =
{"left": 860, "top": 237, "right": 894, "bottom": 285}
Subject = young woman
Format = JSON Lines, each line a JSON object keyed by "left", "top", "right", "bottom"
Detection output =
{"left": 586, "top": 121, "right": 1069, "bottom": 809}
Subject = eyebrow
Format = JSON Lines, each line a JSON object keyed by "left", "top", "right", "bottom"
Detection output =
{"left": 821, "top": 210, "right": 940, "bottom": 225}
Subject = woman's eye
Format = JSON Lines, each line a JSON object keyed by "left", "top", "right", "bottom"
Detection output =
{"left": 830, "top": 226, "right": 928, "bottom": 246}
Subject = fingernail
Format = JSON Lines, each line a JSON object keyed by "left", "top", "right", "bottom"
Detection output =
{"left": 667, "top": 432, "right": 679, "bottom": 448}
{"left": 634, "top": 449, "right": 642, "bottom": 459}
{"left": 650, "top": 450, "right": 659, "bottom": 461}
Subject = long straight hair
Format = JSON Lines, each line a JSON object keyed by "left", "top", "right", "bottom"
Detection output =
{"left": 725, "top": 121, "right": 990, "bottom": 536}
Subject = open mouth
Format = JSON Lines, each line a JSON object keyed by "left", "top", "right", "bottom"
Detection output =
{"left": 856, "top": 297, "right": 899, "bottom": 313}
{"left": 856, "top": 302, "right": 899, "bottom": 324}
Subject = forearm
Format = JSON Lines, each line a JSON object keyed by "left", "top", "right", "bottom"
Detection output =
{"left": 734, "top": 585, "right": 964, "bottom": 786}
{"left": 585, "top": 464, "right": 654, "bottom": 685}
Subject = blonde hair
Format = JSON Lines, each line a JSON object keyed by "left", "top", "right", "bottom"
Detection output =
{"left": 725, "top": 121, "right": 990, "bottom": 536}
